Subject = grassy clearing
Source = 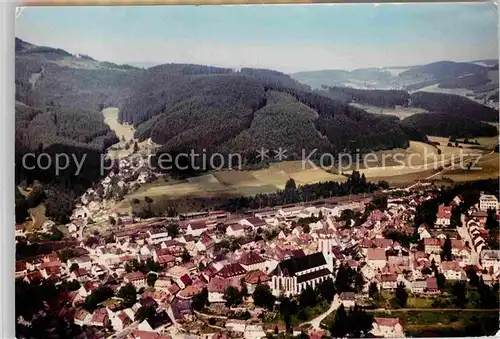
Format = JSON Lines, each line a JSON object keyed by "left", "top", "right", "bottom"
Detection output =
{"left": 103, "top": 107, "right": 134, "bottom": 141}
{"left": 103, "top": 107, "right": 156, "bottom": 159}
{"left": 350, "top": 103, "right": 428, "bottom": 120}
{"left": 21, "top": 204, "right": 48, "bottom": 232}
{"left": 18, "top": 186, "right": 48, "bottom": 231}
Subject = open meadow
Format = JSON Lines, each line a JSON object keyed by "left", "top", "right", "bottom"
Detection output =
{"left": 103, "top": 107, "right": 157, "bottom": 159}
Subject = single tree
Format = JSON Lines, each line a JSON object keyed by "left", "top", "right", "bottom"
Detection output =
{"left": 181, "top": 249, "right": 192, "bottom": 263}
{"left": 485, "top": 209, "right": 499, "bottom": 230}
{"left": 395, "top": 282, "right": 408, "bottom": 308}
{"left": 192, "top": 287, "right": 209, "bottom": 311}
{"left": 330, "top": 304, "right": 348, "bottom": 338}
{"left": 316, "top": 278, "right": 336, "bottom": 302}
{"left": 354, "top": 271, "right": 365, "bottom": 293}
{"left": 146, "top": 273, "right": 158, "bottom": 287}
{"left": 69, "top": 263, "right": 79, "bottom": 273}
{"left": 285, "top": 178, "right": 297, "bottom": 190}
{"left": 441, "top": 236, "right": 453, "bottom": 261}
{"left": 452, "top": 281, "right": 467, "bottom": 308}
{"left": 166, "top": 223, "right": 180, "bottom": 237}
{"left": 368, "top": 282, "right": 379, "bottom": 300}
{"left": 117, "top": 283, "right": 137, "bottom": 307}
{"left": 299, "top": 285, "right": 317, "bottom": 308}
{"left": 223, "top": 286, "right": 243, "bottom": 307}
{"left": 252, "top": 284, "right": 276, "bottom": 310}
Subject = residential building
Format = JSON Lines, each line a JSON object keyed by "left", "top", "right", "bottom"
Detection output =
{"left": 479, "top": 193, "right": 499, "bottom": 212}
{"left": 371, "top": 317, "right": 405, "bottom": 338}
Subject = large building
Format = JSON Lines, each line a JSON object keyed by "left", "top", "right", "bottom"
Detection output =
{"left": 270, "top": 252, "right": 333, "bottom": 297}
{"left": 479, "top": 193, "right": 499, "bottom": 212}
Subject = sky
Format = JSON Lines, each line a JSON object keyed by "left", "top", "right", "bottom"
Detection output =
{"left": 15, "top": 3, "right": 499, "bottom": 73}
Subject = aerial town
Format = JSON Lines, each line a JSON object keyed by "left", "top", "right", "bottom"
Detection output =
{"left": 13, "top": 4, "right": 500, "bottom": 339}
{"left": 15, "top": 155, "right": 500, "bottom": 339}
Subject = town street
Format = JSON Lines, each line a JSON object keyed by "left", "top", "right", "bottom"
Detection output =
{"left": 457, "top": 214, "right": 479, "bottom": 265}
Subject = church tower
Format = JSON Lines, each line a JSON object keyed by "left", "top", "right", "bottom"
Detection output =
{"left": 317, "top": 229, "right": 335, "bottom": 272}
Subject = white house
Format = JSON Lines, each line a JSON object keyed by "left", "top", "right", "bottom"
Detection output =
{"left": 238, "top": 251, "right": 267, "bottom": 272}
{"left": 366, "top": 248, "right": 387, "bottom": 270}
{"left": 186, "top": 220, "right": 208, "bottom": 237}
{"left": 440, "top": 261, "right": 463, "bottom": 280}
{"left": 479, "top": 193, "right": 499, "bottom": 212}
{"left": 481, "top": 250, "right": 500, "bottom": 273}
{"left": 147, "top": 227, "right": 171, "bottom": 245}
{"left": 226, "top": 224, "right": 247, "bottom": 237}
{"left": 435, "top": 205, "right": 452, "bottom": 227}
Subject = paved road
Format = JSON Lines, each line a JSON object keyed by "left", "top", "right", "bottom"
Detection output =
{"left": 300, "top": 295, "right": 340, "bottom": 329}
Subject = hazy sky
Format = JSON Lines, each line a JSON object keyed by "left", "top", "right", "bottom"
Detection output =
{"left": 15, "top": 3, "right": 499, "bottom": 72}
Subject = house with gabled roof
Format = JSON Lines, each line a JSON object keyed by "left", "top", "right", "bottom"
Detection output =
{"left": 186, "top": 220, "right": 208, "bottom": 237}
{"left": 238, "top": 251, "right": 267, "bottom": 272}
{"left": 371, "top": 317, "right": 405, "bottom": 338}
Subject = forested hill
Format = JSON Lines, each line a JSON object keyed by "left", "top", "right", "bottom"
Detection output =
{"left": 400, "top": 113, "right": 498, "bottom": 139}
{"left": 124, "top": 66, "right": 418, "bottom": 162}
{"left": 15, "top": 38, "right": 130, "bottom": 191}
{"left": 409, "top": 91, "right": 499, "bottom": 122}
{"left": 318, "top": 85, "right": 498, "bottom": 123}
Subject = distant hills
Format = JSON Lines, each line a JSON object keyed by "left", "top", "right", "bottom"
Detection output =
{"left": 290, "top": 60, "right": 499, "bottom": 97}
{"left": 14, "top": 37, "right": 498, "bottom": 192}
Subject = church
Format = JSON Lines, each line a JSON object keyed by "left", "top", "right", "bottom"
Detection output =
{"left": 270, "top": 252, "right": 334, "bottom": 297}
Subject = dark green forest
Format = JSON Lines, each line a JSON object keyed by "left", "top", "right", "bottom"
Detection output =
{"left": 401, "top": 113, "right": 498, "bottom": 138}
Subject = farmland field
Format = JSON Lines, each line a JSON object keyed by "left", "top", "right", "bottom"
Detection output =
{"left": 434, "top": 151, "right": 499, "bottom": 182}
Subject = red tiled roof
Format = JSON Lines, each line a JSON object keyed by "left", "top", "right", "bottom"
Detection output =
{"left": 426, "top": 277, "right": 438, "bottom": 290}
{"left": 74, "top": 308, "right": 90, "bottom": 321}
{"left": 367, "top": 248, "right": 386, "bottom": 261}
{"left": 437, "top": 205, "right": 452, "bottom": 219}
{"left": 424, "top": 238, "right": 443, "bottom": 246}
{"left": 16, "top": 261, "right": 26, "bottom": 272}
{"left": 118, "top": 311, "right": 131, "bottom": 325}
{"left": 178, "top": 284, "right": 203, "bottom": 299}
{"left": 244, "top": 270, "right": 269, "bottom": 284}
{"left": 124, "top": 271, "right": 145, "bottom": 282}
{"left": 216, "top": 263, "right": 247, "bottom": 278}
{"left": 91, "top": 308, "right": 108, "bottom": 324}
{"left": 207, "top": 276, "right": 240, "bottom": 293}
{"left": 188, "top": 220, "right": 207, "bottom": 230}
{"left": 167, "top": 283, "right": 180, "bottom": 295}
{"left": 179, "top": 274, "right": 192, "bottom": 286}
{"left": 380, "top": 274, "right": 397, "bottom": 282}
{"left": 441, "top": 261, "right": 461, "bottom": 272}
{"left": 374, "top": 317, "right": 400, "bottom": 327}
{"left": 239, "top": 251, "right": 266, "bottom": 266}
{"left": 158, "top": 255, "right": 175, "bottom": 265}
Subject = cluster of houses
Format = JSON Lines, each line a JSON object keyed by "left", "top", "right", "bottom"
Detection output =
{"left": 15, "top": 188, "right": 500, "bottom": 338}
